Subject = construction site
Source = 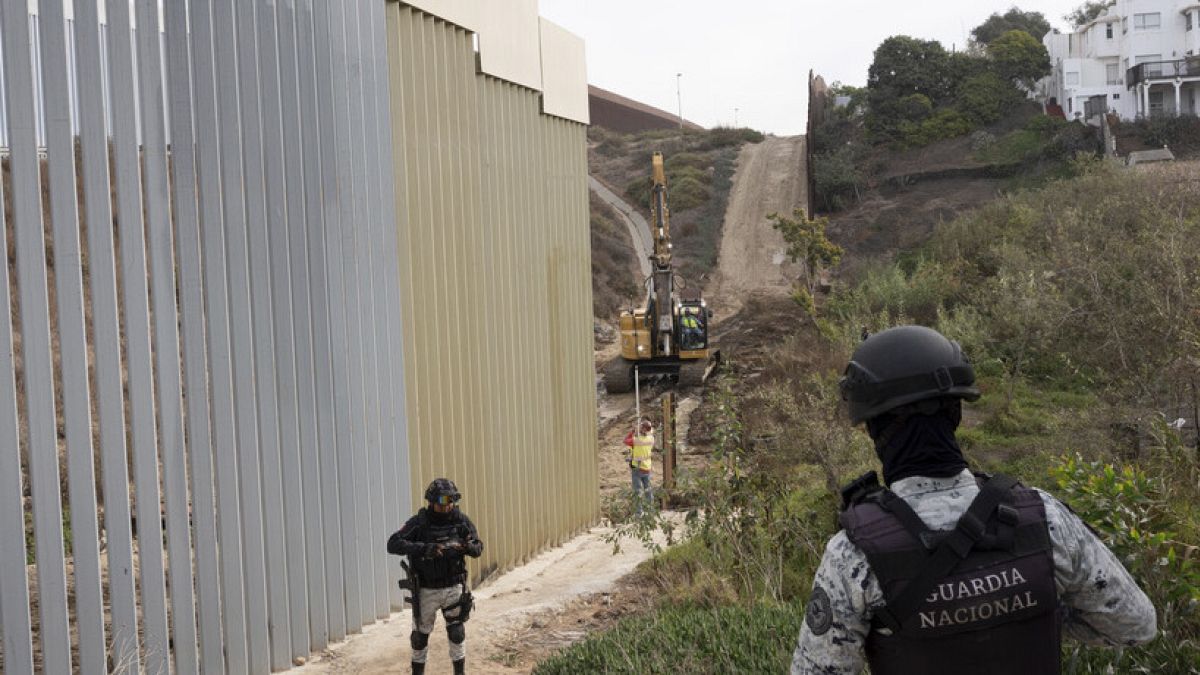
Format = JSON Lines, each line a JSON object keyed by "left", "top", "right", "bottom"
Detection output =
{"left": 3, "top": 0, "right": 1200, "bottom": 673}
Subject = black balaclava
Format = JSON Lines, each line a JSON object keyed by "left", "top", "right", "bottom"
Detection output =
{"left": 866, "top": 398, "right": 968, "bottom": 486}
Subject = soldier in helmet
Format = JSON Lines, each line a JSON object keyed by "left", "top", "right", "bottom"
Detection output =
{"left": 791, "top": 325, "right": 1157, "bottom": 674}
{"left": 387, "top": 478, "right": 483, "bottom": 675}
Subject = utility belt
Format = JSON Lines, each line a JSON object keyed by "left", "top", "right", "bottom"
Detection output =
{"left": 422, "top": 574, "right": 467, "bottom": 589}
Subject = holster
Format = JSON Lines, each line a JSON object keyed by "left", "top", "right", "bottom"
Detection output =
{"left": 448, "top": 583, "right": 474, "bottom": 623}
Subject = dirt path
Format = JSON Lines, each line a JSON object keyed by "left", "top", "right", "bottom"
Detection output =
{"left": 707, "top": 135, "right": 808, "bottom": 321}
{"left": 589, "top": 175, "right": 652, "bottom": 279}
{"left": 292, "top": 522, "right": 670, "bottom": 675}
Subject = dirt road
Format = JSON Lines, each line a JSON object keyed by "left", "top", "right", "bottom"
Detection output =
{"left": 589, "top": 176, "right": 652, "bottom": 279}
{"left": 707, "top": 135, "right": 808, "bottom": 321}
{"left": 292, "top": 522, "right": 670, "bottom": 674}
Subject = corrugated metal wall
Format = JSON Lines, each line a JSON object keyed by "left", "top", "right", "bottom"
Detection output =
{"left": 385, "top": 2, "right": 599, "bottom": 582}
{"left": 0, "top": 1, "right": 410, "bottom": 673}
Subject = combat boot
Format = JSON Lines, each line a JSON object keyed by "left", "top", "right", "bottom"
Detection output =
{"left": 411, "top": 661, "right": 425, "bottom": 675}
{"left": 453, "top": 658, "right": 466, "bottom": 674}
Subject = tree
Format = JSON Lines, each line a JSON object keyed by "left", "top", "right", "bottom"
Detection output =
{"left": 987, "top": 30, "right": 1051, "bottom": 91}
{"left": 1064, "top": 0, "right": 1116, "bottom": 28}
{"left": 768, "top": 209, "right": 843, "bottom": 296}
{"left": 971, "top": 7, "right": 1052, "bottom": 45}
{"left": 867, "top": 36, "right": 954, "bottom": 105}
{"left": 866, "top": 36, "right": 954, "bottom": 140}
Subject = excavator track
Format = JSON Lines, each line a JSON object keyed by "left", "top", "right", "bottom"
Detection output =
{"left": 676, "top": 360, "right": 708, "bottom": 389}
{"left": 602, "top": 357, "right": 635, "bottom": 394}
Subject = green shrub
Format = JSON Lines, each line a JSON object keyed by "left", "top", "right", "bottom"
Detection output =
{"left": 791, "top": 286, "right": 816, "bottom": 316}
{"left": 957, "top": 72, "right": 1022, "bottom": 125}
{"left": 666, "top": 152, "right": 710, "bottom": 172}
{"left": 534, "top": 602, "right": 804, "bottom": 674}
{"left": 694, "top": 126, "right": 765, "bottom": 150}
{"left": 1133, "top": 115, "right": 1200, "bottom": 149}
{"left": 897, "top": 93, "right": 934, "bottom": 121}
{"left": 669, "top": 175, "right": 710, "bottom": 211}
{"left": 900, "top": 107, "right": 974, "bottom": 147}
{"left": 812, "top": 146, "right": 864, "bottom": 212}
{"left": 1050, "top": 445, "right": 1200, "bottom": 672}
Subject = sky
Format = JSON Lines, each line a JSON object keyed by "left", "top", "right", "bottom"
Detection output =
{"left": 538, "top": 0, "right": 1089, "bottom": 135}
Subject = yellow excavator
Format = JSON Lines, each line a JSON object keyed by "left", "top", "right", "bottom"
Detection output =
{"left": 603, "top": 152, "right": 718, "bottom": 394}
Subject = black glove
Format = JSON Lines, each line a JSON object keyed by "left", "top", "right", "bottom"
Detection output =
{"left": 423, "top": 543, "right": 443, "bottom": 558}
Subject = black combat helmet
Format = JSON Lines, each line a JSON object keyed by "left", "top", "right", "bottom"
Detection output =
{"left": 840, "top": 325, "right": 980, "bottom": 425}
{"left": 424, "top": 478, "right": 462, "bottom": 504}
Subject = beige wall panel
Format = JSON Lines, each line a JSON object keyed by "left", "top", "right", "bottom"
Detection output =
{"left": 539, "top": 19, "right": 589, "bottom": 124}
{"left": 401, "top": 0, "right": 481, "bottom": 31}
{"left": 386, "top": 3, "right": 598, "bottom": 585}
{"left": 478, "top": 0, "right": 543, "bottom": 93}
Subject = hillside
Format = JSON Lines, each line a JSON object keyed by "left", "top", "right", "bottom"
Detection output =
{"left": 587, "top": 125, "right": 764, "bottom": 314}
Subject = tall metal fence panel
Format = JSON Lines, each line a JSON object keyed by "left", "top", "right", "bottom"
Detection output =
{"left": 0, "top": 0, "right": 410, "bottom": 673}
{"left": 385, "top": 3, "right": 599, "bottom": 583}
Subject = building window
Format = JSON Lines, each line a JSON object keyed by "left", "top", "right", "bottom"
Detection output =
{"left": 1066, "top": 71, "right": 1081, "bottom": 85}
{"left": 1122, "top": 17, "right": 1128, "bottom": 34}
{"left": 1106, "top": 22, "right": 1114, "bottom": 39}
{"left": 1106, "top": 63, "right": 1120, "bottom": 85}
{"left": 1187, "top": 11, "right": 1194, "bottom": 31}
{"left": 1112, "top": 93, "right": 1120, "bottom": 100}
{"left": 1133, "top": 13, "right": 1161, "bottom": 30}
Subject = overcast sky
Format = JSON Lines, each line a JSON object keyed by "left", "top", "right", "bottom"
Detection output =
{"left": 538, "top": 0, "right": 1088, "bottom": 135}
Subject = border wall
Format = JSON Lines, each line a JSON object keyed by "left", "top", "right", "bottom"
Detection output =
{"left": 0, "top": 0, "right": 596, "bottom": 673}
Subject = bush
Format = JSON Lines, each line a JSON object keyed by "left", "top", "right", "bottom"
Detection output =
{"left": 900, "top": 107, "right": 974, "bottom": 147}
{"left": 666, "top": 152, "right": 710, "bottom": 172}
{"left": 695, "top": 126, "right": 765, "bottom": 150}
{"left": 670, "top": 175, "right": 710, "bottom": 212}
{"left": 1049, "top": 443, "right": 1200, "bottom": 672}
{"left": 957, "top": 72, "right": 1022, "bottom": 126}
{"left": 1134, "top": 115, "right": 1200, "bottom": 149}
{"left": 812, "top": 146, "right": 864, "bottom": 212}
{"left": 533, "top": 602, "right": 805, "bottom": 674}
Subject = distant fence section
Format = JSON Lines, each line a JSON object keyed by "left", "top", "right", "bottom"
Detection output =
{"left": 0, "top": 0, "right": 595, "bottom": 673}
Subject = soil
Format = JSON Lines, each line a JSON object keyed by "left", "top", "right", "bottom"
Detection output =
{"left": 706, "top": 135, "right": 807, "bottom": 321}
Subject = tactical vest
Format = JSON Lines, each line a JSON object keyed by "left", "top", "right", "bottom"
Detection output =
{"left": 409, "top": 510, "right": 472, "bottom": 588}
{"left": 840, "top": 473, "right": 1061, "bottom": 675}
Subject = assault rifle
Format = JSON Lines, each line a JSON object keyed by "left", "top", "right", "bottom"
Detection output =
{"left": 399, "top": 559, "right": 421, "bottom": 620}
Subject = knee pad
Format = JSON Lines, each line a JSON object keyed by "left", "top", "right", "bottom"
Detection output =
{"left": 447, "top": 621, "right": 466, "bottom": 645}
{"left": 410, "top": 630, "right": 430, "bottom": 650}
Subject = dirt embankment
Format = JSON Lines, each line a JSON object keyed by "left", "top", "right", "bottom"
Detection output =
{"left": 706, "top": 135, "right": 808, "bottom": 321}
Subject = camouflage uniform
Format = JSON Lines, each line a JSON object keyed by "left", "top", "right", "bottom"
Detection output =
{"left": 791, "top": 469, "right": 1158, "bottom": 675}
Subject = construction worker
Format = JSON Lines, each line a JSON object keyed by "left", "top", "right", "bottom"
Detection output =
{"left": 387, "top": 478, "right": 483, "bottom": 675}
{"left": 624, "top": 418, "right": 656, "bottom": 512}
{"left": 680, "top": 307, "right": 704, "bottom": 349}
{"left": 791, "top": 325, "right": 1157, "bottom": 674}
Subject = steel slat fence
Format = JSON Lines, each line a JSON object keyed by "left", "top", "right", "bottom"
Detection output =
{"left": 0, "top": 1, "right": 413, "bottom": 672}
{"left": 0, "top": 1, "right": 596, "bottom": 673}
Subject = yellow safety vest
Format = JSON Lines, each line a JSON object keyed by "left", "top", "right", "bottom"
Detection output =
{"left": 682, "top": 315, "right": 699, "bottom": 329}
{"left": 631, "top": 434, "right": 654, "bottom": 471}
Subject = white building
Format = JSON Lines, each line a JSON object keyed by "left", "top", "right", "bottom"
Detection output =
{"left": 1042, "top": 0, "right": 1200, "bottom": 120}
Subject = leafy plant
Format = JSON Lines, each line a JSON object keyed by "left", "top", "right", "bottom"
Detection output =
{"left": 768, "top": 210, "right": 843, "bottom": 297}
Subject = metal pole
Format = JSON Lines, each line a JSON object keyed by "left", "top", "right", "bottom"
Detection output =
{"left": 634, "top": 366, "right": 641, "bottom": 424}
{"left": 734, "top": 108, "right": 738, "bottom": 127}
{"left": 676, "top": 72, "right": 682, "bottom": 129}
{"left": 662, "top": 392, "right": 676, "bottom": 494}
